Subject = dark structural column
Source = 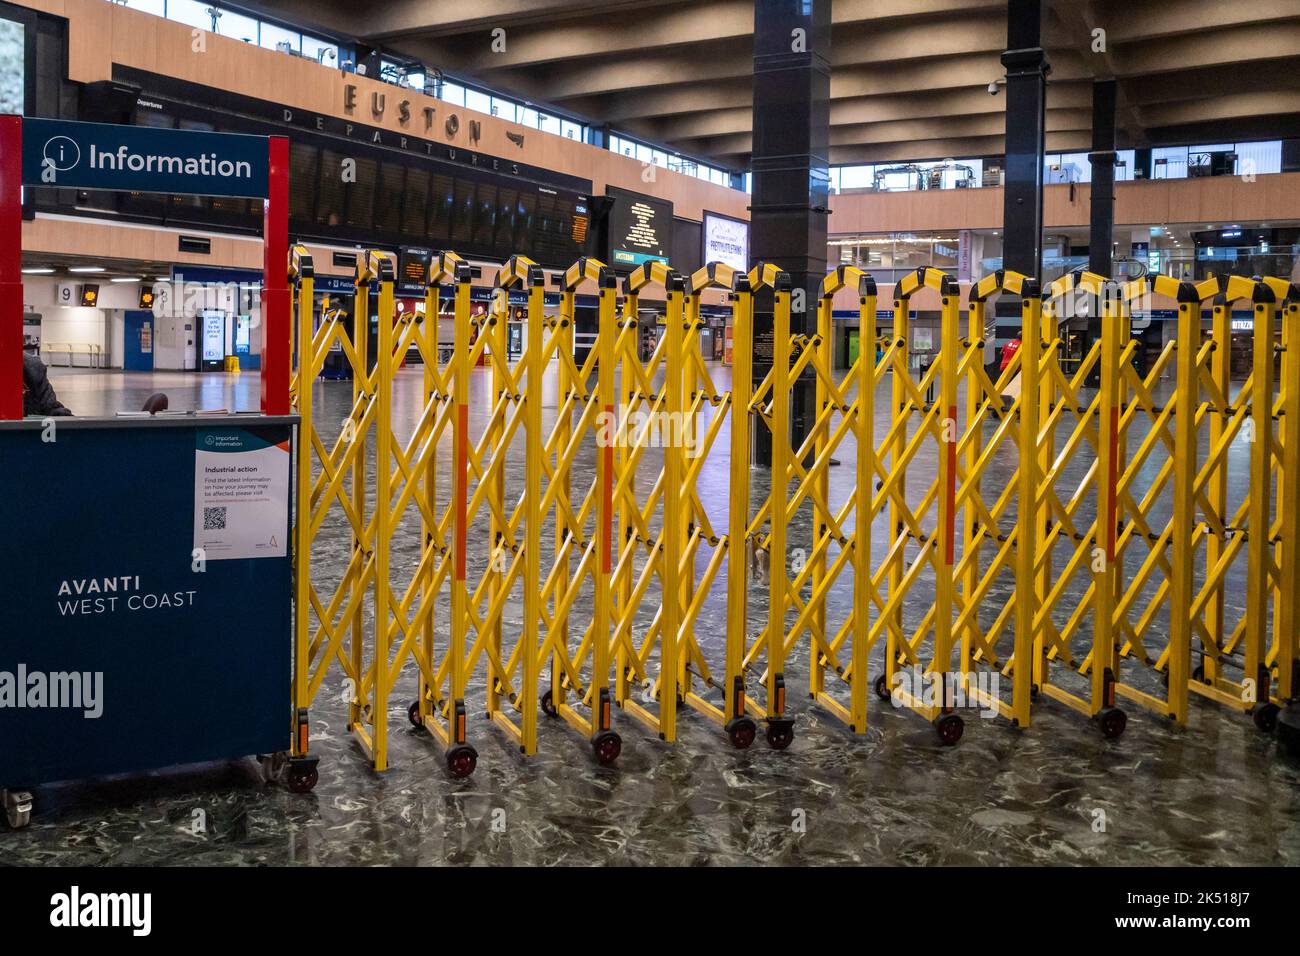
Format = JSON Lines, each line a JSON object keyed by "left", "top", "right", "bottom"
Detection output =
{"left": 749, "top": 0, "right": 831, "bottom": 464}
{"left": 997, "top": 0, "right": 1050, "bottom": 336}
{"left": 1087, "top": 78, "right": 1118, "bottom": 350}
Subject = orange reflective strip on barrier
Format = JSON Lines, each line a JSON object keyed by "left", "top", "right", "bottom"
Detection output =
{"left": 944, "top": 403, "right": 958, "bottom": 566}
{"left": 455, "top": 402, "right": 469, "bottom": 581}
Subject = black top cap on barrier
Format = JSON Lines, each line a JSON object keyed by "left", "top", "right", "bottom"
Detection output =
{"left": 1253, "top": 280, "right": 1276, "bottom": 305}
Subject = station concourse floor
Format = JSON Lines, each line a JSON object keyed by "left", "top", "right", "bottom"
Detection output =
{"left": 4, "top": 363, "right": 1300, "bottom": 866}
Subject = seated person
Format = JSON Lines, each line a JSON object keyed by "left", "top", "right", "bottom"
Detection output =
{"left": 22, "top": 352, "right": 72, "bottom": 417}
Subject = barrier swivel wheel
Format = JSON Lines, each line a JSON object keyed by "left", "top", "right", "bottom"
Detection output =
{"left": 407, "top": 700, "right": 424, "bottom": 730}
{"left": 1277, "top": 705, "right": 1300, "bottom": 755}
{"left": 874, "top": 674, "right": 892, "bottom": 702}
{"left": 447, "top": 744, "right": 478, "bottom": 779}
{"left": 1192, "top": 664, "right": 1206, "bottom": 684}
{"left": 3, "top": 790, "right": 32, "bottom": 830}
{"left": 935, "top": 713, "right": 964, "bottom": 745}
{"left": 591, "top": 730, "right": 622, "bottom": 765}
{"left": 766, "top": 718, "right": 795, "bottom": 751}
{"left": 724, "top": 716, "right": 757, "bottom": 749}
{"left": 1097, "top": 706, "right": 1127, "bottom": 740}
{"left": 286, "top": 757, "right": 320, "bottom": 794}
{"left": 1252, "top": 702, "right": 1280, "bottom": 734}
{"left": 540, "top": 689, "right": 558, "bottom": 718}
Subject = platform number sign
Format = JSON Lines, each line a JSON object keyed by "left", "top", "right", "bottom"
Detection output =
{"left": 55, "top": 281, "right": 76, "bottom": 306}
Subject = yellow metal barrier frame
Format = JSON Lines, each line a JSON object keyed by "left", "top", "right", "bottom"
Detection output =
{"left": 802, "top": 266, "right": 876, "bottom": 734}
{"left": 404, "top": 251, "right": 479, "bottom": 776}
{"left": 869, "top": 266, "right": 966, "bottom": 742}
{"left": 955, "top": 269, "right": 1042, "bottom": 730}
{"left": 615, "top": 260, "right": 688, "bottom": 741}
{"left": 533, "top": 256, "right": 623, "bottom": 763}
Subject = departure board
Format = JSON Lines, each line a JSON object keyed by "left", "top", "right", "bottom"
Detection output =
{"left": 606, "top": 185, "right": 672, "bottom": 270}
{"left": 398, "top": 247, "right": 432, "bottom": 287}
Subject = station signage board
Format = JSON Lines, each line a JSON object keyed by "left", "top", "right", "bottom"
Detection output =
{"left": 21, "top": 117, "right": 269, "bottom": 197}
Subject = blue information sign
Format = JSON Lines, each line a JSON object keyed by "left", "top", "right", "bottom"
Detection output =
{"left": 22, "top": 117, "right": 270, "bottom": 198}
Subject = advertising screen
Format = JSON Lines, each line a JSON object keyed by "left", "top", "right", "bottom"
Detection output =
{"left": 201, "top": 310, "right": 225, "bottom": 363}
{"left": 702, "top": 211, "right": 749, "bottom": 273}
{"left": 607, "top": 185, "right": 672, "bottom": 270}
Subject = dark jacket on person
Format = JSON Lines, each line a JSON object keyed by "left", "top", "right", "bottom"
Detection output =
{"left": 22, "top": 352, "right": 72, "bottom": 417}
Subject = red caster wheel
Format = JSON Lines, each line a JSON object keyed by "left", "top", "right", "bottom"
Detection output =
{"left": 447, "top": 744, "right": 478, "bottom": 779}
{"left": 591, "top": 730, "right": 622, "bottom": 765}
{"left": 1098, "top": 706, "right": 1127, "bottom": 740}
{"left": 407, "top": 700, "right": 424, "bottom": 729}
{"left": 874, "top": 673, "right": 892, "bottom": 702}
{"left": 724, "top": 716, "right": 757, "bottom": 749}
{"left": 765, "top": 719, "right": 794, "bottom": 750}
{"left": 935, "top": 713, "right": 964, "bottom": 745}
{"left": 540, "top": 689, "right": 558, "bottom": 718}
{"left": 286, "top": 757, "right": 320, "bottom": 794}
{"left": 1252, "top": 702, "right": 1280, "bottom": 734}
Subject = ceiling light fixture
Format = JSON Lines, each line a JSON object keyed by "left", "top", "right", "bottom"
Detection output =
{"left": 21, "top": 267, "right": 55, "bottom": 274}
{"left": 69, "top": 266, "right": 105, "bottom": 273}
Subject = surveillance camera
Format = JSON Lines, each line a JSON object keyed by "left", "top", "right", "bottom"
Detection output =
{"left": 987, "top": 81, "right": 1001, "bottom": 96}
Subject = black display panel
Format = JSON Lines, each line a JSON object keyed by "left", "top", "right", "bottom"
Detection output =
{"left": 673, "top": 217, "right": 703, "bottom": 278}
{"left": 398, "top": 246, "right": 433, "bottom": 286}
{"left": 606, "top": 185, "right": 673, "bottom": 271}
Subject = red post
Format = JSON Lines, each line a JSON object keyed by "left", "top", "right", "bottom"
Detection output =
{"left": 261, "top": 135, "right": 290, "bottom": 415}
{"left": 0, "top": 115, "right": 23, "bottom": 420}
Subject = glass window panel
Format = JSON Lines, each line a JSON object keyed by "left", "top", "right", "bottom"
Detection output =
{"left": 125, "top": 0, "right": 166, "bottom": 16}
{"left": 258, "top": 21, "right": 299, "bottom": 53}
{"left": 1234, "top": 141, "right": 1281, "bottom": 176}
{"left": 538, "top": 113, "right": 560, "bottom": 135}
{"left": 166, "top": 0, "right": 218, "bottom": 32}
{"left": 465, "top": 88, "right": 491, "bottom": 115}
{"left": 839, "top": 166, "right": 873, "bottom": 190}
{"left": 1152, "top": 146, "right": 1188, "bottom": 179}
{"left": 519, "top": 107, "right": 538, "bottom": 129}
{"left": 302, "top": 35, "right": 336, "bottom": 65}
{"left": 441, "top": 82, "right": 465, "bottom": 107}
{"left": 1114, "top": 149, "right": 1135, "bottom": 182}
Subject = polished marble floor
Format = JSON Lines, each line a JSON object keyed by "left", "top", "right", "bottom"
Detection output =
{"left": 2, "top": 363, "right": 1298, "bottom": 866}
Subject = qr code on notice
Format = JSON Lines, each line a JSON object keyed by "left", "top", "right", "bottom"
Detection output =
{"left": 203, "top": 506, "right": 227, "bottom": 531}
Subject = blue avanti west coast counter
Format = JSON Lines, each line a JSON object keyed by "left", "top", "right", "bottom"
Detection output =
{"left": 0, "top": 413, "right": 309, "bottom": 826}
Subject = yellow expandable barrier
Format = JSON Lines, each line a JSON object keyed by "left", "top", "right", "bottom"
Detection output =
{"left": 289, "top": 253, "right": 1300, "bottom": 774}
